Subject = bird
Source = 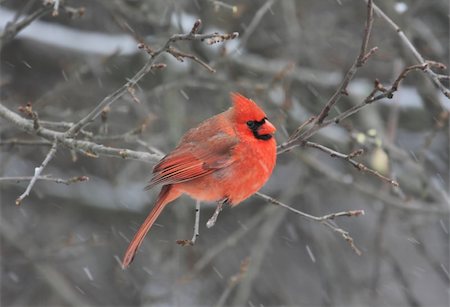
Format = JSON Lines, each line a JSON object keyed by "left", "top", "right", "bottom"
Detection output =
{"left": 122, "top": 92, "right": 277, "bottom": 268}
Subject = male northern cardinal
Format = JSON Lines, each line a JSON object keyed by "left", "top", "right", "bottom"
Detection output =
{"left": 122, "top": 93, "right": 276, "bottom": 268}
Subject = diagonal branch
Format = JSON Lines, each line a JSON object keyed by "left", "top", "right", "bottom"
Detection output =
{"left": 232, "top": 0, "right": 276, "bottom": 53}
{"left": 305, "top": 141, "right": 399, "bottom": 187}
{"left": 64, "top": 20, "right": 238, "bottom": 137}
{"left": 278, "top": 61, "right": 445, "bottom": 156}
{"left": 0, "top": 103, "right": 163, "bottom": 163}
{"left": 366, "top": 0, "right": 450, "bottom": 99}
{"left": 313, "top": 0, "right": 375, "bottom": 126}
{"left": 277, "top": 0, "right": 376, "bottom": 156}
{"left": 255, "top": 192, "right": 364, "bottom": 222}
{"left": 0, "top": 3, "right": 53, "bottom": 49}
{"left": 15, "top": 140, "right": 58, "bottom": 205}
{"left": 64, "top": 59, "right": 155, "bottom": 137}
{"left": 0, "top": 175, "right": 89, "bottom": 185}
{"left": 255, "top": 192, "right": 364, "bottom": 255}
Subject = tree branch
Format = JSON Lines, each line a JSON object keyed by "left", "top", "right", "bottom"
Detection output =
{"left": 305, "top": 141, "right": 399, "bottom": 187}
{"left": 64, "top": 20, "right": 238, "bottom": 137}
{"left": 0, "top": 3, "right": 53, "bottom": 49}
{"left": 368, "top": 0, "right": 450, "bottom": 99}
{"left": 314, "top": 0, "right": 375, "bottom": 125}
{"left": 0, "top": 103, "right": 163, "bottom": 162}
{"left": 255, "top": 192, "right": 364, "bottom": 255}
{"left": 0, "top": 175, "right": 89, "bottom": 185}
{"left": 15, "top": 140, "right": 58, "bottom": 205}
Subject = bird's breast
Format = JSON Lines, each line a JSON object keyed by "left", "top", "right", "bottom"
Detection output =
{"left": 225, "top": 138, "right": 276, "bottom": 204}
{"left": 174, "top": 137, "right": 276, "bottom": 206}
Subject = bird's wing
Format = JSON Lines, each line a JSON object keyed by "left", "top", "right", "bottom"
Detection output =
{"left": 146, "top": 133, "right": 238, "bottom": 189}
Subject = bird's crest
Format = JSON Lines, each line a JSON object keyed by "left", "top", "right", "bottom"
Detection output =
{"left": 231, "top": 92, "right": 267, "bottom": 123}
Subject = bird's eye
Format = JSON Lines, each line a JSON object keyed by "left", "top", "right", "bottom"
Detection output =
{"left": 246, "top": 120, "right": 256, "bottom": 129}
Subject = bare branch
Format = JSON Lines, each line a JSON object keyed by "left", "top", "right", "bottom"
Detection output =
{"left": 167, "top": 47, "right": 216, "bottom": 73}
{"left": 278, "top": 61, "right": 442, "bottom": 156}
{"left": 368, "top": 0, "right": 450, "bottom": 99}
{"left": 64, "top": 21, "right": 239, "bottom": 137}
{"left": 278, "top": 0, "right": 377, "bottom": 157}
{"left": 0, "top": 103, "right": 162, "bottom": 163}
{"left": 300, "top": 150, "right": 449, "bottom": 214}
{"left": 305, "top": 141, "right": 399, "bottom": 187}
{"left": 15, "top": 140, "right": 58, "bottom": 205}
{"left": 314, "top": 0, "right": 374, "bottom": 125}
{"left": 0, "top": 3, "right": 52, "bottom": 49}
{"left": 255, "top": 192, "right": 364, "bottom": 255}
{"left": 255, "top": 192, "right": 364, "bottom": 222}
{"left": 322, "top": 220, "right": 362, "bottom": 256}
{"left": 0, "top": 175, "right": 89, "bottom": 185}
{"left": 232, "top": 0, "right": 276, "bottom": 52}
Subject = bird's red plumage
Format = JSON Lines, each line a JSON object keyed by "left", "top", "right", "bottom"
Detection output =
{"left": 122, "top": 93, "right": 276, "bottom": 268}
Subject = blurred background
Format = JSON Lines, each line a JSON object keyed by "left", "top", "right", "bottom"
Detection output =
{"left": 1, "top": 0, "right": 449, "bottom": 306}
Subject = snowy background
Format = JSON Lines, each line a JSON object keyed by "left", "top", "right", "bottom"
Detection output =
{"left": 1, "top": 0, "right": 449, "bottom": 306}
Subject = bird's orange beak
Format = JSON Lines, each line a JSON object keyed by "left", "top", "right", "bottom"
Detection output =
{"left": 259, "top": 119, "right": 276, "bottom": 135}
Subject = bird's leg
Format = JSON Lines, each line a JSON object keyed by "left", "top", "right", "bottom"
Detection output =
{"left": 206, "top": 198, "right": 227, "bottom": 228}
{"left": 176, "top": 200, "right": 201, "bottom": 246}
{"left": 191, "top": 200, "right": 201, "bottom": 244}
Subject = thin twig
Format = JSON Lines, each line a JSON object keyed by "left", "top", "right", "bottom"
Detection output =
{"left": 0, "top": 3, "right": 53, "bottom": 49}
{"left": 277, "top": 62, "right": 439, "bottom": 155}
{"left": 278, "top": 0, "right": 376, "bottom": 155}
{"left": 0, "top": 103, "right": 163, "bottom": 163}
{"left": 286, "top": 116, "right": 315, "bottom": 142}
{"left": 15, "top": 140, "right": 58, "bottom": 205}
{"left": 314, "top": 0, "right": 374, "bottom": 125}
{"left": 255, "top": 192, "right": 364, "bottom": 222}
{"left": 0, "top": 175, "right": 89, "bottom": 185}
{"left": 189, "top": 206, "right": 272, "bottom": 276}
{"left": 255, "top": 192, "right": 364, "bottom": 255}
{"left": 299, "top": 150, "right": 449, "bottom": 214}
{"left": 322, "top": 220, "right": 362, "bottom": 256}
{"left": 305, "top": 141, "right": 399, "bottom": 187}
{"left": 326, "top": 63, "right": 432, "bottom": 124}
{"left": 368, "top": 0, "right": 450, "bottom": 98}
{"left": 37, "top": 120, "right": 93, "bottom": 137}
{"left": 64, "top": 20, "right": 238, "bottom": 137}
{"left": 230, "top": 0, "right": 276, "bottom": 54}
{"left": 167, "top": 47, "right": 216, "bottom": 73}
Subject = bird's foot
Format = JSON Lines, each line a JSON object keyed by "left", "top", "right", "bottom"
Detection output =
{"left": 176, "top": 239, "right": 194, "bottom": 246}
{"left": 206, "top": 199, "right": 226, "bottom": 228}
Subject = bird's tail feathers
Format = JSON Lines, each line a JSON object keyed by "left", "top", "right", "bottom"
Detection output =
{"left": 122, "top": 185, "right": 179, "bottom": 268}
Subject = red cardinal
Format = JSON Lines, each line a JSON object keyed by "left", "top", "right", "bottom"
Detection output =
{"left": 122, "top": 93, "right": 276, "bottom": 268}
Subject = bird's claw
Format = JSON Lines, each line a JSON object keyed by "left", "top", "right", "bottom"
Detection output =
{"left": 176, "top": 239, "right": 194, "bottom": 246}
